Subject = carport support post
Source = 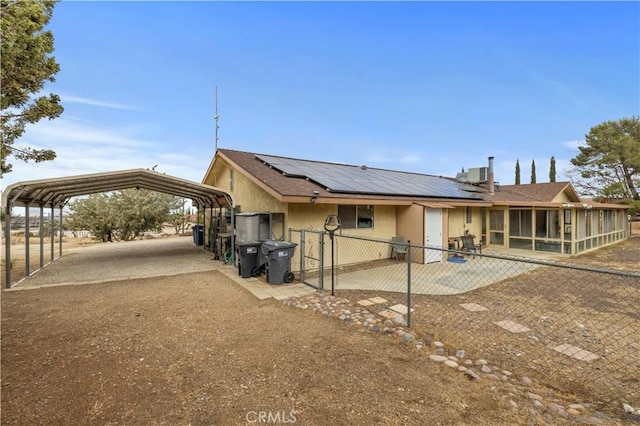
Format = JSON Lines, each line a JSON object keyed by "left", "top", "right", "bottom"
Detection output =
{"left": 406, "top": 240, "right": 411, "bottom": 327}
{"left": 4, "top": 205, "right": 11, "bottom": 288}
{"left": 59, "top": 206, "right": 63, "bottom": 257}
{"left": 39, "top": 205, "right": 44, "bottom": 268}
{"left": 50, "top": 204, "right": 54, "bottom": 262}
{"left": 25, "top": 204, "right": 30, "bottom": 277}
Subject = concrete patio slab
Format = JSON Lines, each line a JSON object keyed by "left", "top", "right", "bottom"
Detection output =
{"left": 494, "top": 320, "right": 531, "bottom": 333}
{"left": 460, "top": 303, "right": 489, "bottom": 312}
{"left": 388, "top": 304, "right": 414, "bottom": 314}
{"left": 553, "top": 344, "right": 601, "bottom": 361}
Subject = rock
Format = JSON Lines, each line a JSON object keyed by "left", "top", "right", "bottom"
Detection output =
{"left": 372, "top": 325, "right": 380, "bottom": 332}
{"left": 509, "top": 400, "right": 518, "bottom": 409}
{"left": 475, "top": 359, "right": 488, "bottom": 365}
{"left": 502, "top": 370, "right": 512, "bottom": 376}
{"left": 480, "top": 365, "right": 491, "bottom": 373}
{"left": 485, "top": 374, "right": 500, "bottom": 380}
{"left": 521, "top": 376, "right": 533, "bottom": 385}
{"left": 458, "top": 366, "right": 467, "bottom": 372}
{"left": 415, "top": 344, "right": 423, "bottom": 350}
{"left": 455, "top": 349, "right": 466, "bottom": 359}
{"left": 464, "top": 369, "right": 480, "bottom": 380}
{"left": 434, "top": 341, "right": 444, "bottom": 348}
{"left": 422, "top": 335, "right": 433, "bottom": 345}
{"left": 447, "top": 356, "right": 458, "bottom": 361}
{"left": 403, "top": 333, "right": 414, "bottom": 343}
{"left": 590, "top": 411, "right": 611, "bottom": 420}
{"left": 623, "top": 403, "right": 635, "bottom": 413}
{"left": 569, "top": 404, "right": 585, "bottom": 411}
{"left": 435, "top": 347, "right": 445, "bottom": 355}
{"left": 567, "top": 408, "right": 580, "bottom": 416}
{"left": 429, "top": 354, "right": 448, "bottom": 362}
{"left": 464, "top": 359, "right": 473, "bottom": 366}
{"left": 526, "top": 392, "right": 543, "bottom": 401}
{"left": 533, "top": 400, "right": 544, "bottom": 409}
{"left": 384, "top": 319, "right": 394, "bottom": 327}
{"left": 585, "top": 417, "right": 604, "bottom": 424}
{"left": 547, "top": 402, "right": 568, "bottom": 418}
{"left": 444, "top": 360, "right": 458, "bottom": 368}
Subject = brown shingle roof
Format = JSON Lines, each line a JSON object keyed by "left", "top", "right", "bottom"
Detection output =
{"left": 484, "top": 182, "right": 579, "bottom": 203}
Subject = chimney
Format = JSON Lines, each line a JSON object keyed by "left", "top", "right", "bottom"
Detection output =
{"left": 488, "top": 156, "right": 495, "bottom": 195}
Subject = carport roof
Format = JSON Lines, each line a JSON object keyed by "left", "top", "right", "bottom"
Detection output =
{"left": 1, "top": 168, "right": 233, "bottom": 209}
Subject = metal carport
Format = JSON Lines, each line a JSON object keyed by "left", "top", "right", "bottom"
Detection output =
{"left": 1, "top": 168, "right": 234, "bottom": 288}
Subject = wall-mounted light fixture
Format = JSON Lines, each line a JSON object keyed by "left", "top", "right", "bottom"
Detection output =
{"left": 311, "top": 190, "right": 319, "bottom": 204}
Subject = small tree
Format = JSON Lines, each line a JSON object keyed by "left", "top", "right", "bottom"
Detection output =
{"left": 515, "top": 159, "right": 521, "bottom": 185}
{"left": 549, "top": 156, "right": 556, "bottom": 182}
{"left": 531, "top": 160, "right": 537, "bottom": 184}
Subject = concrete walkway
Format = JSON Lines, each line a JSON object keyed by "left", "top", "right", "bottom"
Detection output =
{"left": 8, "top": 236, "right": 317, "bottom": 300}
{"left": 216, "top": 263, "right": 316, "bottom": 300}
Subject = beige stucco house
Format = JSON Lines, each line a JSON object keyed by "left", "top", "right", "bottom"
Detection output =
{"left": 201, "top": 149, "right": 629, "bottom": 266}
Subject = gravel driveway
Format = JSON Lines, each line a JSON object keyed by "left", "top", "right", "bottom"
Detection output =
{"left": 12, "top": 237, "right": 220, "bottom": 289}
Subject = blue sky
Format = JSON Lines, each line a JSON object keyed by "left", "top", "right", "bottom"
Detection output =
{"left": 3, "top": 1, "right": 639, "bottom": 192}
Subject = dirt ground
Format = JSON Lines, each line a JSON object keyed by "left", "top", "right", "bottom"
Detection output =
{"left": 1, "top": 232, "right": 638, "bottom": 425}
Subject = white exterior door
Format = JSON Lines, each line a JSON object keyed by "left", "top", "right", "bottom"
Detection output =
{"left": 424, "top": 208, "right": 443, "bottom": 263}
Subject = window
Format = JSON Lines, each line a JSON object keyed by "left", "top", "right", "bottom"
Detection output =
{"left": 465, "top": 207, "right": 472, "bottom": 224}
{"left": 535, "top": 210, "right": 560, "bottom": 238}
{"left": 509, "top": 209, "right": 532, "bottom": 237}
{"left": 338, "top": 205, "right": 374, "bottom": 229}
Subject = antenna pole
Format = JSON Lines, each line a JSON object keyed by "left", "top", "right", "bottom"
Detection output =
{"left": 214, "top": 86, "right": 219, "bottom": 152}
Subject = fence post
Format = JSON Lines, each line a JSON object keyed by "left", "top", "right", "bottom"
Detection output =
{"left": 319, "top": 231, "right": 325, "bottom": 291}
{"left": 406, "top": 240, "right": 411, "bottom": 327}
{"left": 299, "top": 230, "right": 306, "bottom": 283}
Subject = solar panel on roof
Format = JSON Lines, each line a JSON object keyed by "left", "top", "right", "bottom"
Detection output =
{"left": 254, "top": 154, "right": 481, "bottom": 199}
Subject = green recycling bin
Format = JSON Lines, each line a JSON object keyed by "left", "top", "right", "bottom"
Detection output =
{"left": 260, "top": 240, "right": 297, "bottom": 284}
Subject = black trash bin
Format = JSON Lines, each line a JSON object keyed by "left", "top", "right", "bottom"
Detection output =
{"left": 192, "top": 225, "right": 204, "bottom": 246}
{"left": 261, "top": 240, "right": 298, "bottom": 284}
{"left": 236, "top": 240, "right": 262, "bottom": 278}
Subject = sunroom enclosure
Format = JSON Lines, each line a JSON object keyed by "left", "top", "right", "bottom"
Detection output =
{"left": 483, "top": 206, "right": 628, "bottom": 255}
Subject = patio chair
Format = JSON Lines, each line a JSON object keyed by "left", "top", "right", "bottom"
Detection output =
{"left": 461, "top": 235, "right": 482, "bottom": 259}
{"left": 391, "top": 236, "right": 408, "bottom": 261}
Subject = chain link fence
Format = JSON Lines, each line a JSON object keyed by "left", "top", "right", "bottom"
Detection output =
{"left": 290, "top": 229, "right": 640, "bottom": 410}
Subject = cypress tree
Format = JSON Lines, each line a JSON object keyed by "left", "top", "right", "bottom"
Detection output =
{"left": 531, "top": 160, "right": 537, "bottom": 184}
{"left": 549, "top": 156, "right": 556, "bottom": 182}
{"left": 515, "top": 160, "right": 521, "bottom": 185}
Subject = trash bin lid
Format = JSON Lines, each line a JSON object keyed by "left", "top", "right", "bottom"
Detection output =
{"left": 236, "top": 240, "right": 261, "bottom": 247}
{"left": 261, "top": 240, "right": 298, "bottom": 252}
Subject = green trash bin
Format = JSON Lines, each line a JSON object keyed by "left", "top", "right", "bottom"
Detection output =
{"left": 260, "top": 240, "right": 297, "bottom": 284}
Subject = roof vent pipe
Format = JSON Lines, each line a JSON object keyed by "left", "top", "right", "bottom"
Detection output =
{"left": 488, "top": 156, "right": 495, "bottom": 195}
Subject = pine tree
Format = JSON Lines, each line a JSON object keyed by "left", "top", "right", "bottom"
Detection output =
{"left": 531, "top": 160, "right": 537, "bottom": 184}
{"left": 549, "top": 156, "right": 556, "bottom": 182}
{"left": 515, "top": 160, "right": 521, "bottom": 185}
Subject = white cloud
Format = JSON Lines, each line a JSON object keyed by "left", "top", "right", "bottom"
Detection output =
{"left": 60, "top": 94, "right": 137, "bottom": 110}
{"left": 3, "top": 118, "right": 204, "bottom": 188}
{"left": 562, "top": 139, "right": 585, "bottom": 150}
